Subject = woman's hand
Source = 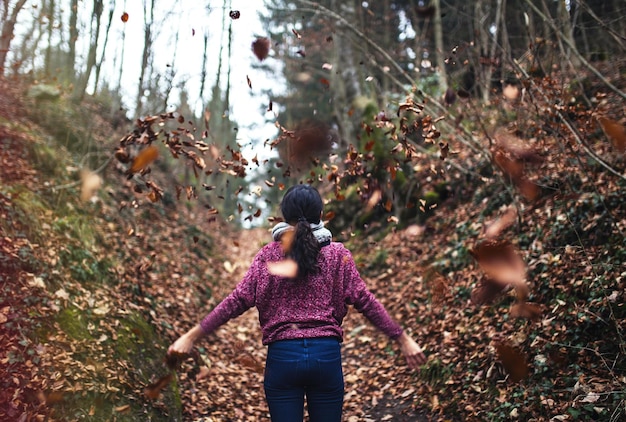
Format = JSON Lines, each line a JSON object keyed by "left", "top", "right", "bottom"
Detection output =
{"left": 396, "top": 332, "right": 427, "bottom": 370}
{"left": 168, "top": 325, "right": 205, "bottom": 356}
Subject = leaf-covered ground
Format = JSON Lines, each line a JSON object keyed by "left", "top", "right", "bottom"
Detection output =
{"left": 1, "top": 64, "right": 626, "bottom": 422}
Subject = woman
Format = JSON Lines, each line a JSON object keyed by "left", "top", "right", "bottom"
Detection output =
{"left": 169, "top": 184, "right": 427, "bottom": 421}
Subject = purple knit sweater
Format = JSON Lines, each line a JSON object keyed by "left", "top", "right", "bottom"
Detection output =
{"left": 200, "top": 241, "right": 403, "bottom": 345}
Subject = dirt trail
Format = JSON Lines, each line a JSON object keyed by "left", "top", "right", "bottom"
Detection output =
{"left": 187, "top": 227, "right": 426, "bottom": 421}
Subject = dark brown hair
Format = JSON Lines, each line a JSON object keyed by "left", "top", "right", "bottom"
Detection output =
{"left": 280, "top": 184, "right": 323, "bottom": 279}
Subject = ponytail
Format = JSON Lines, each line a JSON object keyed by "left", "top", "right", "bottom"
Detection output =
{"left": 280, "top": 185, "right": 324, "bottom": 279}
{"left": 290, "top": 219, "right": 321, "bottom": 279}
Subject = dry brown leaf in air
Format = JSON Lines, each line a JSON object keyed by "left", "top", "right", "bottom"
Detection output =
{"left": 144, "top": 373, "right": 174, "bottom": 400}
{"left": 236, "top": 353, "right": 264, "bottom": 374}
{"left": 598, "top": 116, "right": 626, "bottom": 152}
{"left": 279, "top": 230, "right": 295, "bottom": 254}
{"left": 470, "top": 278, "right": 509, "bottom": 306}
{"left": 267, "top": 259, "right": 298, "bottom": 278}
{"left": 129, "top": 145, "right": 159, "bottom": 174}
{"left": 366, "top": 190, "right": 382, "bottom": 211}
{"left": 510, "top": 301, "right": 542, "bottom": 320}
{"left": 515, "top": 178, "right": 541, "bottom": 202}
{"left": 80, "top": 170, "right": 102, "bottom": 202}
{"left": 252, "top": 37, "right": 270, "bottom": 61}
{"left": 495, "top": 342, "right": 529, "bottom": 382}
{"left": 493, "top": 149, "right": 524, "bottom": 180}
{"left": 165, "top": 352, "right": 185, "bottom": 370}
{"left": 470, "top": 239, "right": 529, "bottom": 300}
{"left": 484, "top": 206, "right": 517, "bottom": 239}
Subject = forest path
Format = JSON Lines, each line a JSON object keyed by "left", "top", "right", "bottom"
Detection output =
{"left": 188, "top": 227, "right": 427, "bottom": 421}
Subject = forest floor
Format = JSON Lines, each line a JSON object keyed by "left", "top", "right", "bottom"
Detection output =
{"left": 1, "top": 62, "right": 625, "bottom": 422}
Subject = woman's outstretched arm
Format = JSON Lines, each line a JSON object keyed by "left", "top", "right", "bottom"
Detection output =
{"left": 396, "top": 331, "right": 427, "bottom": 369}
{"left": 168, "top": 324, "right": 204, "bottom": 355}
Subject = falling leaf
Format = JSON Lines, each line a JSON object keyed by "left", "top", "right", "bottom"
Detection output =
{"left": 252, "top": 37, "right": 270, "bottom": 61}
{"left": 246, "top": 75, "right": 252, "bottom": 89}
{"left": 495, "top": 342, "right": 529, "bottom": 382}
{"left": 80, "top": 170, "right": 102, "bottom": 202}
{"left": 510, "top": 302, "right": 542, "bottom": 319}
{"left": 114, "top": 147, "right": 130, "bottom": 163}
{"left": 165, "top": 352, "right": 185, "bottom": 370}
{"left": 439, "top": 141, "right": 449, "bottom": 160}
{"left": 279, "top": 230, "right": 295, "bottom": 254}
{"left": 366, "top": 190, "right": 382, "bottom": 211}
{"left": 267, "top": 259, "right": 298, "bottom": 278}
{"left": 224, "top": 261, "right": 237, "bottom": 274}
{"left": 471, "top": 278, "right": 509, "bottom": 306}
{"left": 470, "top": 239, "right": 528, "bottom": 298}
{"left": 443, "top": 87, "right": 456, "bottom": 105}
{"left": 493, "top": 149, "right": 524, "bottom": 180}
{"left": 291, "top": 28, "right": 302, "bottom": 39}
{"left": 236, "top": 353, "right": 264, "bottom": 373}
{"left": 129, "top": 145, "right": 159, "bottom": 174}
{"left": 144, "top": 373, "right": 173, "bottom": 400}
{"left": 516, "top": 178, "right": 541, "bottom": 202}
{"left": 121, "top": 12, "right": 129, "bottom": 22}
{"left": 484, "top": 206, "right": 517, "bottom": 239}
{"left": 598, "top": 116, "right": 626, "bottom": 152}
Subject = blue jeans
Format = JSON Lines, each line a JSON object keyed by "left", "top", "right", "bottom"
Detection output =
{"left": 264, "top": 337, "right": 344, "bottom": 422}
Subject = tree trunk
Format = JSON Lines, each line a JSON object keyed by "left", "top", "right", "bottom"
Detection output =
{"left": 161, "top": 13, "right": 180, "bottom": 111}
{"left": 0, "top": 0, "right": 28, "bottom": 75}
{"left": 72, "top": 0, "right": 104, "bottom": 102}
{"left": 433, "top": 0, "right": 448, "bottom": 92}
{"left": 93, "top": 0, "right": 115, "bottom": 93}
{"left": 44, "top": 0, "right": 55, "bottom": 77}
{"left": 67, "top": 0, "right": 78, "bottom": 81}
{"left": 135, "top": 0, "right": 155, "bottom": 118}
{"left": 556, "top": 0, "right": 581, "bottom": 68}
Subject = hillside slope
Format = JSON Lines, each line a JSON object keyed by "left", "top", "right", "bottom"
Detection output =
{"left": 1, "top": 66, "right": 625, "bottom": 422}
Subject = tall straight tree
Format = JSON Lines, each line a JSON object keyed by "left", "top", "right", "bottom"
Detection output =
{"left": 93, "top": 0, "right": 116, "bottom": 93}
{"left": 72, "top": 0, "right": 104, "bottom": 102}
{"left": 0, "top": 0, "right": 28, "bottom": 75}
{"left": 67, "top": 0, "right": 78, "bottom": 81}
{"left": 433, "top": 0, "right": 447, "bottom": 91}
{"left": 43, "top": 0, "right": 55, "bottom": 76}
{"left": 135, "top": 0, "right": 155, "bottom": 118}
